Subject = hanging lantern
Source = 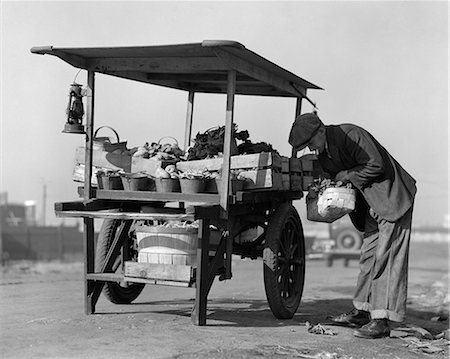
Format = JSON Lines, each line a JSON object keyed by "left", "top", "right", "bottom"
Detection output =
{"left": 63, "top": 83, "right": 85, "bottom": 134}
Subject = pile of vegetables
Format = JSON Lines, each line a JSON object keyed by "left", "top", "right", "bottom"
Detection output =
{"left": 154, "top": 165, "right": 213, "bottom": 180}
{"left": 237, "top": 140, "right": 276, "bottom": 155}
{"left": 131, "top": 141, "right": 184, "bottom": 161}
{"left": 187, "top": 125, "right": 247, "bottom": 160}
{"left": 309, "top": 178, "right": 352, "bottom": 195}
{"left": 187, "top": 125, "right": 278, "bottom": 160}
{"left": 154, "top": 165, "right": 179, "bottom": 179}
{"left": 178, "top": 169, "right": 213, "bottom": 180}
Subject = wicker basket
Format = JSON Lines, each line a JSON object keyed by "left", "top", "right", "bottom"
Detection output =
{"left": 121, "top": 173, "right": 154, "bottom": 191}
{"left": 307, "top": 187, "right": 355, "bottom": 223}
{"left": 136, "top": 226, "right": 197, "bottom": 266}
{"left": 93, "top": 126, "right": 127, "bottom": 152}
{"left": 154, "top": 178, "right": 181, "bottom": 192}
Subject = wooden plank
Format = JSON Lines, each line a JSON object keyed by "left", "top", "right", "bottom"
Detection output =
{"left": 290, "top": 157, "right": 314, "bottom": 172}
{"left": 86, "top": 273, "right": 123, "bottom": 282}
{"left": 131, "top": 157, "right": 178, "bottom": 176}
{"left": 55, "top": 210, "right": 195, "bottom": 221}
{"left": 282, "top": 174, "right": 290, "bottom": 190}
{"left": 282, "top": 158, "right": 290, "bottom": 173}
{"left": 124, "top": 261, "right": 193, "bottom": 282}
{"left": 75, "top": 147, "right": 132, "bottom": 172}
{"left": 239, "top": 169, "right": 283, "bottom": 190}
{"left": 290, "top": 175, "right": 314, "bottom": 191}
{"left": 213, "top": 48, "right": 306, "bottom": 98}
{"left": 123, "top": 277, "right": 192, "bottom": 287}
{"left": 220, "top": 70, "right": 236, "bottom": 211}
{"left": 87, "top": 57, "right": 228, "bottom": 73}
{"left": 235, "top": 190, "right": 303, "bottom": 203}
{"left": 54, "top": 200, "right": 124, "bottom": 212}
{"left": 55, "top": 200, "right": 184, "bottom": 213}
{"left": 84, "top": 71, "right": 97, "bottom": 315}
{"left": 176, "top": 152, "right": 282, "bottom": 172}
{"left": 72, "top": 163, "right": 99, "bottom": 185}
{"left": 303, "top": 176, "right": 314, "bottom": 190}
{"left": 184, "top": 91, "right": 195, "bottom": 151}
{"left": 193, "top": 219, "right": 211, "bottom": 325}
{"left": 95, "top": 189, "right": 221, "bottom": 204}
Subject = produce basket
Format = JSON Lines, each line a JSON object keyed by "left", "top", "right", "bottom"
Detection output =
{"left": 121, "top": 173, "right": 154, "bottom": 191}
{"left": 135, "top": 225, "right": 198, "bottom": 266}
{"left": 96, "top": 171, "right": 123, "bottom": 190}
{"left": 179, "top": 178, "right": 206, "bottom": 194}
{"left": 307, "top": 184, "right": 355, "bottom": 223}
{"left": 93, "top": 126, "right": 127, "bottom": 152}
{"left": 154, "top": 178, "right": 181, "bottom": 193}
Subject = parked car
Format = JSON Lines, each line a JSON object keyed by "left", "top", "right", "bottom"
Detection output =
{"left": 329, "top": 216, "right": 363, "bottom": 251}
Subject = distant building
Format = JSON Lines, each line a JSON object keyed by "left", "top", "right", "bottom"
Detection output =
{"left": 0, "top": 192, "right": 83, "bottom": 261}
{"left": 0, "top": 193, "right": 37, "bottom": 227}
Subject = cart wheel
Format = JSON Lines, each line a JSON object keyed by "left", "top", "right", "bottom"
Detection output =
{"left": 263, "top": 203, "right": 305, "bottom": 319}
{"left": 95, "top": 219, "right": 145, "bottom": 304}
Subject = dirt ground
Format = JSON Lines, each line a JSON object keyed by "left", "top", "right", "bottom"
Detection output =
{"left": 1, "top": 241, "right": 449, "bottom": 359}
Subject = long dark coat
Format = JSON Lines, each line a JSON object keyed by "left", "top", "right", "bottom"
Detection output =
{"left": 317, "top": 124, "right": 416, "bottom": 229}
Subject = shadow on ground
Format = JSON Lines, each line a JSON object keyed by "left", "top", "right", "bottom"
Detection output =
{"left": 99, "top": 297, "right": 449, "bottom": 333}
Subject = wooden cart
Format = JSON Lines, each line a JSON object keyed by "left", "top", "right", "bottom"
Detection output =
{"left": 31, "top": 40, "right": 322, "bottom": 325}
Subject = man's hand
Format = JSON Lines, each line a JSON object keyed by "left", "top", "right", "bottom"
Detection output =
{"left": 335, "top": 170, "right": 350, "bottom": 183}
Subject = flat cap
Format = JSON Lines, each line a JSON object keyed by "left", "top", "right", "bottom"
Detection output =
{"left": 288, "top": 112, "right": 323, "bottom": 150}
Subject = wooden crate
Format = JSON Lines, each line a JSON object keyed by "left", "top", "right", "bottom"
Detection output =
{"left": 176, "top": 152, "right": 283, "bottom": 172}
{"left": 131, "top": 156, "right": 176, "bottom": 177}
{"left": 177, "top": 152, "right": 315, "bottom": 191}
{"left": 75, "top": 147, "right": 131, "bottom": 172}
{"left": 74, "top": 147, "right": 176, "bottom": 182}
{"left": 135, "top": 226, "right": 197, "bottom": 266}
{"left": 124, "top": 261, "right": 194, "bottom": 286}
{"left": 72, "top": 163, "right": 100, "bottom": 185}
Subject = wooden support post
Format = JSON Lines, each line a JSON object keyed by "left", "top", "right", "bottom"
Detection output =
{"left": 291, "top": 96, "right": 303, "bottom": 158}
{"left": 84, "top": 71, "right": 96, "bottom": 314}
{"left": 192, "top": 219, "right": 210, "bottom": 326}
{"left": 84, "top": 71, "right": 95, "bottom": 199}
{"left": 219, "top": 70, "right": 236, "bottom": 211}
{"left": 184, "top": 91, "right": 195, "bottom": 151}
{"left": 90, "top": 220, "right": 133, "bottom": 307}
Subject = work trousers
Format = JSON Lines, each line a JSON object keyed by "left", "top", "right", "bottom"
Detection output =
{"left": 352, "top": 205, "right": 413, "bottom": 322}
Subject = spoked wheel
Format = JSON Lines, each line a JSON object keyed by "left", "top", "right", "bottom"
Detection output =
{"left": 95, "top": 219, "right": 145, "bottom": 304}
{"left": 263, "top": 203, "right": 305, "bottom": 319}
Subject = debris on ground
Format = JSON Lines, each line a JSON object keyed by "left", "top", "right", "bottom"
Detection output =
{"left": 305, "top": 321, "right": 337, "bottom": 336}
{"left": 435, "top": 329, "right": 450, "bottom": 340}
{"left": 390, "top": 325, "right": 433, "bottom": 340}
{"left": 255, "top": 345, "right": 351, "bottom": 358}
{"left": 400, "top": 337, "right": 449, "bottom": 355}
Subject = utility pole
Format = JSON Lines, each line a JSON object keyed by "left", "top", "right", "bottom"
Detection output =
{"left": 42, "top": 180, "right": 47, "bottom": 226}
{"left": 0, "top": 192, "right": 7, "bottom": 265}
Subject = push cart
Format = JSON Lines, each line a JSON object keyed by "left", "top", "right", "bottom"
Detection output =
{"left": 31, "top": 40, "right": 322, "bottom": 325}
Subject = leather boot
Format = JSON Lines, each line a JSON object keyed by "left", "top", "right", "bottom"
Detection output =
{"left": 327, "top": 308, "right": 371, "bottom": 327}
{"left": 354, "top": 319, "right": 391, "bottom": 339}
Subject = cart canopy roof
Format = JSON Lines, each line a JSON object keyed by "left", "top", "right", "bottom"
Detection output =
{"left": 31, "top": 40, "right": 322, "bottom": 97}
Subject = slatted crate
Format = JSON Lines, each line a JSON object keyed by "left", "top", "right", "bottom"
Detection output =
{"left": 176, "top": 152, "right": 314, "bottom": 191}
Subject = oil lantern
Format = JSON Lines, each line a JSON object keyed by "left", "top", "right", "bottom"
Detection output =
{"left": 63, "top": 83, "right": 85, "bottom": 134}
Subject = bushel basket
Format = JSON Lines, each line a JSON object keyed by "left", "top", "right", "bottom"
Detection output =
{"left": 93, "top": 126, "right": 127, "bottom": 152}
{"left": 307, "top": 187, "right": 356, "bottom": 223}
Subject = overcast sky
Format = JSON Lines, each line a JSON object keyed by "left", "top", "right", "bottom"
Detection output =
{"left": 1, "top": 1, "right": 448, "bottom": 226}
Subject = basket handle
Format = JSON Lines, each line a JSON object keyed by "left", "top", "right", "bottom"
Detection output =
{"left": 94, "top": 126, "right": 120, "bottom": 143}
{"left": 158, "top": 136, "right": 179, "bottom": 146}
